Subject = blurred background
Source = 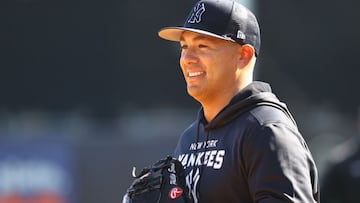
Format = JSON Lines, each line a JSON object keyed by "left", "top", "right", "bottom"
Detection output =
{"left": 1, "top": 0, "right": 359, "bottom": 202}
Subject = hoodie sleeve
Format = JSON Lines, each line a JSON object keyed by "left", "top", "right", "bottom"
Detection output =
{"left": 242, "top": 122, "right": 319, "bottom": 203}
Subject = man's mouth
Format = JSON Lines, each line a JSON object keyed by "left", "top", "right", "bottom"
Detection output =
{"left": 188, "top": 72, "right": 204, "bottom": 77}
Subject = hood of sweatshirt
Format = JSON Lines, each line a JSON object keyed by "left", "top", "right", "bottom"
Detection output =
{"left": 198, "top": 81, "right": 296, "bottom": 130}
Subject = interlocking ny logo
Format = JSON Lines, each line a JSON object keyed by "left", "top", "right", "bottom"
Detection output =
{"left": 187, "top": 2, "right": 206, "bottom": 24}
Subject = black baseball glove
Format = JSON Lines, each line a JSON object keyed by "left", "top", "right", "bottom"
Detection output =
{"left": 122, "top": 156, "right": 192, "bottom": 203}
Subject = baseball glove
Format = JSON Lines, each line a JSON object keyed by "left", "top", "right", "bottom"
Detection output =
{"left": 122, "top": 156, "right": 192, "bottom": 203}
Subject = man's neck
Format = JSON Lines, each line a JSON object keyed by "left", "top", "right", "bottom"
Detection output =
{"left": 201, "top": 89, "right": 238, "bottom": 122}
{"left": 201, "top": 81, "right": 253, "bottom": 122}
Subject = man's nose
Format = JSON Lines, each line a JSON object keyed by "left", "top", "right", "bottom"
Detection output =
{"left": 180, "top": 48, "right": 198, "bottom": 65}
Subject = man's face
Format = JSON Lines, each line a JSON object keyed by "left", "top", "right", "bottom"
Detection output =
{"left": 179, "top": 31, "right": 242, "bottom": 103}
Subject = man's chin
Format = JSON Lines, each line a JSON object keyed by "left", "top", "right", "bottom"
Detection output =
{"left": 187, "top": 87, "right": 205, "bottom": 102}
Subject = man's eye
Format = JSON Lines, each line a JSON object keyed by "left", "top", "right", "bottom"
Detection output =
{"left": 198, "top": 44, "right": 208, "bottom": 48}
{"left": 180, "top": 45, "right": 188, "bottom": 50}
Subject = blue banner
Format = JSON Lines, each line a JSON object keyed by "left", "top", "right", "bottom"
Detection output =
{"left": 0, "top": 139, "right": 75, "bottom": 203}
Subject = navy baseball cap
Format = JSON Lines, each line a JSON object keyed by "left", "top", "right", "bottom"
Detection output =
{"left": 158, "top": 0, "right": 261, "bottom": 56}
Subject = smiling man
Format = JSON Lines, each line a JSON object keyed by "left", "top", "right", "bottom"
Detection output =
{"left": 179, "top": 32, "right": 254, "bottom": 122}
{"left": 158, "top": 0, "right": 320, "bottom": 203}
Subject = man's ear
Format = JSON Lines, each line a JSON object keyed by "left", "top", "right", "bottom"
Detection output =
{"left": 241, "top": 44, "right": 255, "bottom": 61}
{"left": 240, "top": 44, "right": 255, "bottom": 63}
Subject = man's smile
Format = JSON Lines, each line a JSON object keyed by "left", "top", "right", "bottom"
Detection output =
{"left": 188, "top": 71, "right": 205, "bottom": 78}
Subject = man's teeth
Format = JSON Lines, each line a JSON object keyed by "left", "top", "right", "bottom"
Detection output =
{"left": 189, "top": 72, "right": 203, "bottom": 77}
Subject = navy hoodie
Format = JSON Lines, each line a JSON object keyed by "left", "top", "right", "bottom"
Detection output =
{"left": 173, "top": 81, "right": 320, "bottom": 203}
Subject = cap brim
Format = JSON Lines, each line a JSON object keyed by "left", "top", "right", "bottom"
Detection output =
{"left": 158, "top": 27, "right": 235, "bottom": 43}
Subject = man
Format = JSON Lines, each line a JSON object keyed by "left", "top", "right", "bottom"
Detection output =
{"left": 158, "top": 0, "right": 319, "bottom": 203}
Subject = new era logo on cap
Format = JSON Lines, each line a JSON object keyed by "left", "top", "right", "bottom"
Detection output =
{"left": 237, "top": 30, "right": 246, "bottom": 40}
